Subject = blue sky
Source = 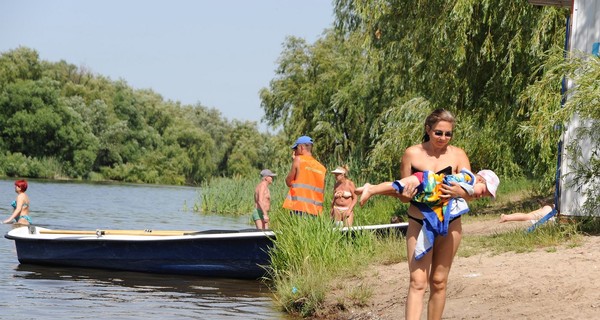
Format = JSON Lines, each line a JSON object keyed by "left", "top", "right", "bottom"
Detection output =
{"left": 0, "top": 0, "right": 334, "bottom": 131}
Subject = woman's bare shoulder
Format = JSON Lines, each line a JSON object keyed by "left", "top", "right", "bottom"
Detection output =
{"left": 401, "top": 144, "right": 425, "bottom": 169}
{"left": 404, "top": 144, "right": 425, "bottom": 155}
{"left": 346, "top": 180, "right": 356, "bottom": 189}
{"left": 448, "top": 145, "right": 468, "bottom": 157}
{"left": 448, "top": 145, "right": 470, "bottom": 170}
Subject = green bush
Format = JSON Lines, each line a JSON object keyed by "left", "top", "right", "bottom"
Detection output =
{"left": 0, "top": 152, "right": 65, "bottom": 179}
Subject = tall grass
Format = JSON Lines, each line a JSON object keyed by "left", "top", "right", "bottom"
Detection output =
{"left": 200, "top": 172, "right": 409, "bottom": 224}
{"left": 266, "top": 209, "right": 405, "bottom": 317}
{"left": 460, "top": 220, "right": 581, "bottom": 258}
{"left": 355, "top": 196, "right": 408, "bottom": 225}
{"left": 200, "top": 176, "right": 289, "bottom": 215}
{"left": 200, "top": 176, "right": 256, "bottom": 214}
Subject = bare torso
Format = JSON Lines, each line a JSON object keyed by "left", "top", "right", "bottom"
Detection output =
{"left": 402, "top": 143, "right": 469, "bottom": 219}
{"left": 333, "top": 180, "right": 355, "bottom": 208}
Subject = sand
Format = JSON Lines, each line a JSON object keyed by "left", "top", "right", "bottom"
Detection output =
{"left": 313, "top": 219, "right": 600, "bottom": 319}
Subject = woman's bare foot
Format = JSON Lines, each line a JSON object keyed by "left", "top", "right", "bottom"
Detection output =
{"left": 358, "top": 183, "right": 373, "bottom": 206}
{"left": 499, "top": 214, "right": 507, "bottom": 223}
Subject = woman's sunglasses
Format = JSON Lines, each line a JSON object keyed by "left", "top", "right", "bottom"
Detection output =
{"left": 433, "top": 130, "right": 453, "bottom": 138}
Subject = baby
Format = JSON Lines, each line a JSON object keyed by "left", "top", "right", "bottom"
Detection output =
{"left": 356, "top": 168, "right": 498, "bottom": 207}
{"left": 356, "top": 168, "right": 499, "bottom": 260}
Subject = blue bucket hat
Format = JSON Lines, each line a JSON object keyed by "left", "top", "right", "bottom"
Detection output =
{"left": 291, "top": 135, "right": 313, "bottom": 149}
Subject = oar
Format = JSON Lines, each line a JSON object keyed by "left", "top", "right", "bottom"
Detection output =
{"left": 39, "top": 229, "right": 198, "bottom": 236}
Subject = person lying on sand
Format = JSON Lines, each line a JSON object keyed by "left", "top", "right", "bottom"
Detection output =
{"left": 499, "top": 205, "right": 555, "bottom": 223}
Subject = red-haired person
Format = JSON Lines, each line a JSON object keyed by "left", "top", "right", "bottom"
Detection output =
{"left": 2, "top": 180, "right": 31, "bottom": 225}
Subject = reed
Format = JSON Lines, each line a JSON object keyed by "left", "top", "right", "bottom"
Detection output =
{"left": 199, "top": 175, "right": 289, "bottom": 215}
{"left": 355, "top": 196, "right": 408, "bottom": 225}
{"left": 266, "top": 208, "right": 406, "bottom": 317}
{"left": 200, "top": 176, "right": 254, "bottom": 214}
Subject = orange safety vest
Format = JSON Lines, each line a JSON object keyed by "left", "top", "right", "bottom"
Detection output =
{"left": 282, "top": 155, "right": 326, "bottom": 215}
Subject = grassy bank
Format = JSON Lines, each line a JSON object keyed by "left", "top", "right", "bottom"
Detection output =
{"left": 265, "top": 211, "right": 406, "bottom": 317}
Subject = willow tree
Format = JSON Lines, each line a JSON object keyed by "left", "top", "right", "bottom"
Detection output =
{"left": 519, "top": 49, "right": 600, "bottom": 210}
{"left": 332, "top": 0, "right": 568, "bottom": 180}
{"left": 260, "top": 32, "right": 384, "bottom": 169}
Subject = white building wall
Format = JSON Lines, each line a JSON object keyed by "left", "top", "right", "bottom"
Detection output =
{"left": 559, "top": 0, "right": 600, "bottom": 216}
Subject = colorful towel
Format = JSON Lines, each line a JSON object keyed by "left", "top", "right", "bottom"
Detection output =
{"left": 408, "top": 168, "right": 475, "bottom": 260}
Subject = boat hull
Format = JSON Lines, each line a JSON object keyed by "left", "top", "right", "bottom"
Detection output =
{"left": 6, "top": 227, "right": 275, "bottom": 279}
{"left": 5, "top": 223, "right": 407, "bottom": 279}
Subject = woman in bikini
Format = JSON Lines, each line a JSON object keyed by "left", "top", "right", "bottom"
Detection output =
{"left": 2, "top": 180, "right": 32, "bottom": 225}
{"left": 398, "top": 109, "right": 473, "bottom": 320}
{"left": 330, "top": 165, "right": 357, "bottom": 227}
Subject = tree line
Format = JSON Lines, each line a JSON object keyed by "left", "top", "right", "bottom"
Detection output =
{"left": 0, "top": 47, "right": 279, "bottom": 184}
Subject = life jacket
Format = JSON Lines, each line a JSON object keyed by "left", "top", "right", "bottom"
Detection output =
{"left": 282, "top": 155, "right": 326, "bottom": 215}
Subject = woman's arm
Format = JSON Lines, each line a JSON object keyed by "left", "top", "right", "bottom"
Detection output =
{"left": 349, "top": 181, "right": 358, "bottom": 212}
{"left": 398, "top": 147, "right": 419, "bottom": 202}
{"left": 3, "top": 196, "right": 23, "bottom": 223}
{"left": 330, "top": 185, "right": 337, "bottom": 217}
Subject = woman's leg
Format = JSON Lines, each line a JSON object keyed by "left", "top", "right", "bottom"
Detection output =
{"left": 344, "top": 211, "right": 354, "bottom": 227}
{"left": 332, "top": 207, "right": 343, "bottom": 223}
{"left": 427, "top": 217, "right": 462, "bottom": 320}
{"left": 405, "top": 218, "right": 431, "bottom": 320}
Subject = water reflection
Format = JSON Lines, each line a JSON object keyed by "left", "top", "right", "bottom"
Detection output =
{"left": 16, "top": 264, "right": 271, "bottom": 296}
{"left": 13, "top": 264, "right": 282, "bottom": 319}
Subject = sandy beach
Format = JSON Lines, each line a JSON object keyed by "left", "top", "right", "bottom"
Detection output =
{"left": 313, "top": 219, "right": 600, "bottom": 319}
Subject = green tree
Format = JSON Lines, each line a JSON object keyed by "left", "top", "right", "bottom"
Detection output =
{"left": 0, "top": 47, "right": 42, "bottom": 83}
{"left": 519, "top": 49, "right": 600, "bottom": 210}
{"left": 223, "top": 121, "right": 264, "bottom": 177}
{"left": 261, "top": 0, "right": 567, "bottom": 183}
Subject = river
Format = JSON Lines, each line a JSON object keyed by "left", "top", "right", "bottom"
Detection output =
{"left": 0, "top": 179, "right": 285, "bottom": 320}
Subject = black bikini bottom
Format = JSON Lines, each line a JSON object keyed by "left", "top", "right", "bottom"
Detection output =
{"left": 408, "top": 215, "right": 460, "bottom": 226}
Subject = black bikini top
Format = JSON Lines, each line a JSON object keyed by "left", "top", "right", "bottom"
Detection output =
{"left": 411, "top": 165, "right": 453, "bottom": 175}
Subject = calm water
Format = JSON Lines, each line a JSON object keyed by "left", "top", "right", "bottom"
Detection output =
{"left": 0, "top": 179, "right": 285, "bottom": 320}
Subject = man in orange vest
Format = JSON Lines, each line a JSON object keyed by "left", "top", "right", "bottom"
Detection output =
{"left": 283, "top": 135, "right": 326, "bottom": 216}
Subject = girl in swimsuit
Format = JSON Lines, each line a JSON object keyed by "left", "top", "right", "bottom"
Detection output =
{"left": 2, "top": 180, "right": 31, "bottom": 225}
{"left": 330, "top": 165, "right": 357, "bottom": 227}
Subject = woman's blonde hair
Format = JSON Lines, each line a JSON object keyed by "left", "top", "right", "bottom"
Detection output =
{"left": 339, "top": 165, "right": 350, "bottom": 178}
